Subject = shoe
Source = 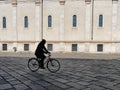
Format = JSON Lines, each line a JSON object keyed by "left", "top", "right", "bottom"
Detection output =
{"left": 40, "top": 66, "right": 45, "bottom": 69}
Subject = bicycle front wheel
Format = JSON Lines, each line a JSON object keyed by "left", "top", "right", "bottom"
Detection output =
{"left": 28, "top": 58, "right": 39, "bottom": 72}
{"left": 47, "top": 59, "right": 60, "bottom": 73}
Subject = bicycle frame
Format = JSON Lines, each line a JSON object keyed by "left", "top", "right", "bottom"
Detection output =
{"left": 28, "top": 53, "right": 60, "bottom": 73}
{"left": 44, "top": 54, "right": 51, "bottom": 64}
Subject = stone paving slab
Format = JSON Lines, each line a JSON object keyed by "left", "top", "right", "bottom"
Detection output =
{"left": 1, "top": 57, "right": 120, "bottom": 90}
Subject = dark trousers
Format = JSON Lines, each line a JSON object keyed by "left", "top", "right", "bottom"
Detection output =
{"left": 36, "top": 54, "right": 46, "bottom": 67}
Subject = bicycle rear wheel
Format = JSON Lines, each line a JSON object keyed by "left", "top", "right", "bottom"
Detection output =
{"left": 28, "top": 58, "right": 40, "bottom": 72}
{"left": 47, "top": 59, "right": 60, "bottom": 73}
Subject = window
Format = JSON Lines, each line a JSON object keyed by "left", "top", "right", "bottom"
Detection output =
{"left": 47, "top": 44, "right": 53, "bottom": 51}
{"left": 48, "top": 15, "right": 52, "bottom": 27}
{"left": 24, "top": 16, "right": 28, "bottom": 28}
{"left": 24, "top": 44, "right": 29, "bottom": 51}
{"left": 97, "top": 44, "right": 103, "bottom": 52}
{"left": 99, "top": 15, "right": 103, "bottom": 27}
{"left": 72, "top": 44, "right": 77, "bottom": 51}
{"left": 73, "top": 15, "right": 77, "bottom": 27}
{"left": 2, "top": 44, "right": 7, "bottom": 51}
{"left": 3, "top": 17, "right": 6, "bottom": 28}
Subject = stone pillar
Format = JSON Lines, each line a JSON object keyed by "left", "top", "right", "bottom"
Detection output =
{"left": 111, "top": 0, "right": 118, "bottom": 53}
{"left": 59, "top": 0, "right": 65, "bottom": 52}
{"left": 35, "top": 0, "right": 40, "bottom": 42}
{"left": 12, "top": 0, "right": 17, "bottom": 52}
{"left": 112, "top": 0, "right": 118, "bottom": 33}
{"left": 85, "top": 0, "right": 91, "bottom": 41}
{"left": 85, "top": 0, "right": 91, "bottom": 52}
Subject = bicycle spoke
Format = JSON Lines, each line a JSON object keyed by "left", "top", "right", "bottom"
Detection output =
{"left": 28, "top": 58, "right": 39, "bottom": 72}
{"left": 47, "top": 59, "right": 60, "bottom": 73}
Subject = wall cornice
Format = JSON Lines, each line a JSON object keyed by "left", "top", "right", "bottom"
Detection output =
{"left": 112, "top": 0, "right": 118, "bottom": 4}
{"left": 35, "top": 0, "right": 40, "bottom": 5}
{"left": 47, "top": 41, "right": 120, "bottom": 43}
{"left": 85, "top": 0, "right": 91, "bottom": 4}
{"left": 112, "top": 0, "right": 118, "bottom": 1}
{"left": 12, "top": 0, "right": 17, "bottom": 7}
{"left": 59, "top": 0, "right": 65, "bottom": 5}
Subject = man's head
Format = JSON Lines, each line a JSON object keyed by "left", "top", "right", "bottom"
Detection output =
{"left": 42, "top": 39, "right": 46, "bottom": 44}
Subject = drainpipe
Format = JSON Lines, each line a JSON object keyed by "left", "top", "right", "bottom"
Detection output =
{"left": 41, "top": 0, "right": 43, "bottom": 39}
{"left": 91, "top": 0, "right": 94, "bottom": 40}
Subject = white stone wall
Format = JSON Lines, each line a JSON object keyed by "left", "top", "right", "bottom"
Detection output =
{"left": 64, "top": 0, "right": 86, "bottom": 41}
{"left": 0, "top": 0, "right": 120, "bottom": 53}
{"left": 0, "top": 3, "right": 13, "bottom": 41}
{"left": 93, "top": 0, "right": 112, "bottom": 41}
{"left": 43, "top": 0, "right": 61, "bottom": 41}
{"left": 17, "top": 2, "right": 36, "bottom": 41}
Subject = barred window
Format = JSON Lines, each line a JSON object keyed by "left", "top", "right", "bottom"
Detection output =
{"left": 72, "top": 44, "right": 77, "bottom": 51}
{"left": 24, "top": 44, "right": 29, "bottom": 51}
{"left": 47, "top": 44, "right": 53, "bottom": 51}
{"left": 97, "top": 44, "right": 103, "bottom": 52}
{"left": 2, "top": 44, "right": 7, "bottom": 51}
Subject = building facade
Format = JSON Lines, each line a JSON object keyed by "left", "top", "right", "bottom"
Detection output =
{"left": 0, "top": 0, "right": 120, "bottom": 53}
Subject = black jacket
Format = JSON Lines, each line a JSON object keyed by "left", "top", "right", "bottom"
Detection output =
{"left": 35, "top": 43, "right": 49, "bottom": 57}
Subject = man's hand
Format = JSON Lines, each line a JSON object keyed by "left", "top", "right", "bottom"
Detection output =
{"left": 48, "top": 52, "right": 51, "bottom": 54}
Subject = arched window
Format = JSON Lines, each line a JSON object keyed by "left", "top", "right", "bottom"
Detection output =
{"left": 48, "top": 15, "right": 52, "bottom": 27}
{"left": 3, "top": 17, "right": 6, "bottom": 28}
{"left": 99, "top": 14, "right": 103, "bottom": 27}
{"left": 73, "top": 15, "right": 77, "bottom": 27}
{"left": 24, "top": 16, "right": 28, "bottom": 28}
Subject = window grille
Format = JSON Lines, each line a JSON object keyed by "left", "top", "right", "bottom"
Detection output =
{"left": 72, "top": 44, "right": 77, "bottom": 51}
{"left": 2, "top": 44, "right": 7, "bottom": 51}
{"left": 24, "top": 44, "right": 29, "bottom": 51}
{"left": 47, "top": 44, "right": 53, "bottom": 51}
{"left": 97, "top": 44, "right": 103, "bottom": 52}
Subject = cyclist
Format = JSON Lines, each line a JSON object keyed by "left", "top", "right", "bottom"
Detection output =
{"left": 35, "top": 39, "right": 50, "bottom": 69}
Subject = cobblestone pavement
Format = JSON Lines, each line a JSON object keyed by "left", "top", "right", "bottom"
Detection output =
{"left": 1, "top": 57, "right": 120, "bottom": 90}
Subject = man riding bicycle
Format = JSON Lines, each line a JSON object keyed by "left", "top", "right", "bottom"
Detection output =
{"left": 35, "top": 39, "right": 50, "bottom": 69}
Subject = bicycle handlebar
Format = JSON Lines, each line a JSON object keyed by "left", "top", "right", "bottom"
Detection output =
{"left": 47, "top": 52, "right": 51, "bottom": 56}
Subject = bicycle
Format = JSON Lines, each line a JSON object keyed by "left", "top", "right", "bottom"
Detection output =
{"left": 28, "top": 53, "right": 60, "bottom": 73}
